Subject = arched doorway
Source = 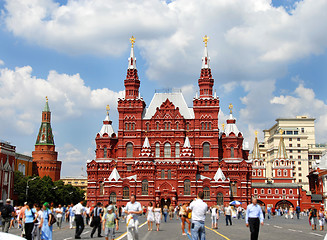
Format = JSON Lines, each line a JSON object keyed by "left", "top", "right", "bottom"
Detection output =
{"left": 216, "top": 192, "right": 224, "bottom": 206}
{"left": 161, "top": 198, "right": 171, "bottom": 208}
{"left": 275, "top": 200, "right": 293, "bottom": 209}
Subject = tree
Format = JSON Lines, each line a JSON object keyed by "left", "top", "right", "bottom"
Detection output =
{"left": 14, "top": 171, "right": 85, "bottom": 205}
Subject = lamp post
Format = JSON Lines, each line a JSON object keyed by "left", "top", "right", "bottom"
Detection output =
{"left": 26, "top": 177, "right": 37, "bottom": 201}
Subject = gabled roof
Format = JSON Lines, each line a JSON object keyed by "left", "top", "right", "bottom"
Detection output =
{"left": 108, "top": 168, "right": 121, "bottom": 181}
{"left": 213, "top": 168, "right": 226, "bottom": 181}
{"left": 143, "top": 92, "right": 194, "bottom": 119}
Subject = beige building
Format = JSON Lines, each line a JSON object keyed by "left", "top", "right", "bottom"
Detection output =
{"left": 257, "top": 116, "right": 326, "bottom": 191}
{"left": 61, "top": 176, "right": 88, "bottom": 199}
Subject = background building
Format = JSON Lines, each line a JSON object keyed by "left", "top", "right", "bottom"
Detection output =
{"left": 87, "top": 37, "right": 252, "bottom": 207}
{"left": 0, "top": 140, "right": 15, "bottom": 203}
{"left": 15, "top": 153, "right": 33, "bottom": 176}
{"left": 61, "top": 176, "right": 88, "bottom": 199}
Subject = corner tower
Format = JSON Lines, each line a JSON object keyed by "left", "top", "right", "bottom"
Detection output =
{"left": 32, "top": 97, "right": 61, "bottom": 181}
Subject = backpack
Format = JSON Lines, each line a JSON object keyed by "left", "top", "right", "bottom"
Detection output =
{"left": 1, "top": 205, "right": 10, "bottom": 218}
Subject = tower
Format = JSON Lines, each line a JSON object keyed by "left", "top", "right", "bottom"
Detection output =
{"left": 32, "top": 97, "right": 61, "bottom": 181}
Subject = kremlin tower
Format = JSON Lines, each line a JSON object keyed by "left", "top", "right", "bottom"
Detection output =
{"left": 32, "top": 97, "right": 61, "bottom": 181}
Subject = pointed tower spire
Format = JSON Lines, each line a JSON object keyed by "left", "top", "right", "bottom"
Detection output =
{"left": 99, "top": 105, "right": 115, "bottom": 137}
{"left": 277, "top": 129, "right": 288, "bottom": 159}
{"left": 36, "top": 97, "right": 54, "bottom": 145}
{"left": 140, "top": 137, "right": 153, "bottom": 158}
{"left": 198, "top": 35, "right": 214, "bottom": 98}
{"left": 124, "top": 36, "right": 140, "bottom": 99}
{"left": 252, "top": 130, "right": 261, "bottom": 159}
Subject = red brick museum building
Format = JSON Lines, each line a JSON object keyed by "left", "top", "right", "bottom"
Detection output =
{"left": 87, "top": 37, "right": 252, "bottom": 207}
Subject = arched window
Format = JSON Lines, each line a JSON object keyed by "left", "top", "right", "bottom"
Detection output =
{"left": 184, "top": 180, "right": 191, "bottom": 195}
{"left": 258, "top": 170, "right": 262, "bottom": 176}
{"left": 261, "top": 189, "right": 264, "bottom": 194}
{"left": 99, "top": 182, "right": 104, "bottom": 195}
{"left": 275, "top": 189, "right": 279, "bottom": 194}
{"left": 209, "top": 122, "right": 212, "bottom": 130}
{"left": 161, "top": 170, "right": 165, "bottom": 179}
{"left": 175, "top": 142, "right": 180, "bottom": 158}
{"left": 289, "top": 189, "right": 293, "bottom": 194}
{"left": 164, "top": 143, "right": 171, "bottom": 158}
{"left": 142, "top": 179, "right": 148, "bottom": 195}
{"left": 277, "top": 170, "right": 281, "bottom": 176}
{"left": 201, "top": 123, "right": 204, "bottom": 130}
{"left": 176, "top": 122, "right": 179, "bottom": 130}
{"left": 156, "top": 122, "right": 159, "bottom": 130}
{"left": 146, "top": 123, "right": 149, "bottom": 131}
{"left": 155, "top": 143, "right": 160, "bottom": 158}
{"left": 231, "top": 182, "right": 237, "bottom": 196}
{"left": 254, "top": 189, "right": 258, "bottom": 194}
{"left": 203, "top": 143, "right": 210, "bottom": 158}
{"left": 231, "top": 147, "right": 235, "bottom": 158}
{"left": 252, "top": 170, "right": 256, "bottom": 176}
{"left": 282, "top": 189, "right": 286, "bottom": 194}
{"left": 110, "top": 192, "right": 116, "bottom": 204}
{"left": 268, "top": 189, "right": 271, "bottom": 194}
{"left": 167, "top": 170, "right": 171, "bottom": 179}
{"left": 217, "top": 192, "right": 224, "bottom": 205}
{"left": 123, "top": 187, "right": 129, "bottom": 199}
{"left": 103, "top": 147, "right": 107, "bottom": 158}
{"left": 186, "top": 122, "right": 189, "bottom": 130}
{"left": 205, "top": 122, "right": 208, "bottom": 130}
{"left": 204, "top": 187, "right": 210, "bottom": 200}
{"left": 132, "top": 123, "right": 135, "bottom": 130}
{"left": 125, "top": 123, "right": 128, "bottom": 130}
{"left": 283, "top": 170, "right": 288, "bottom": 176}
{"left": 126, "top": 143, "right": 133, "bottom": 158}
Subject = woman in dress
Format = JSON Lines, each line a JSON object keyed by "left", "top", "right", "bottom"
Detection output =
{"left": 40, "top": 202, "right": 53, "bottom": 240}
{"left": 179, "top": 202, "right": 191, "bottom": 236}
{"left": 318, "top": 207, "right": 325, "bottom": 231}
{"left": 153, "top": 203, "right": 162, "bottom": 231}
{"left": 146, "top": 202, "right": 154, "bottom": 231}
{"left": 211, "top": 205, "right": 219, "bottom": 229}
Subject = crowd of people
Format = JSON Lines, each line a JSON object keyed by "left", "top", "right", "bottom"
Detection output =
{"left": 1, "top": 195, "right": 326, "bottom": 240}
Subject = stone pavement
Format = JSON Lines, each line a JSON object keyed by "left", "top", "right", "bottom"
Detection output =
{"left": 3, "top": 214, "right": 327, "bottom": 240}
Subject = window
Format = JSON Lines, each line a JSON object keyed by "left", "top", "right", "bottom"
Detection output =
{"left": 254, "top": 189, "right": 258, "bottom": 194}
{"left": 142, "top": 179, "right": 148, "bottom": 195}
{"left": 123, "top": 187, "right": 129, "bottom": 199}
{"left": 297, "top": 144, "right": 300, "bottom": 147}
{"left": 99, "top": 182, "right": 104, "bottom": 195}
{"left": 203, "top": 143, "right": 210, "bottom": 157}
{"left": 294, "top": 131, "right": 298, "bottom": 135}
{"left": 155, "top": 143, "right": 160, "bottom": 158}
{"left": 146, "top": 123, "right": 149, "bottom": 131}
{"left": 261, "top": 189, "right": 264, "bottom": 194}
{"left": 164, "top": 143, "right": 171, "bottom": 158}
{"left": 175, "top": 143, "right": 180, "bottom": 158}
{"left": 298, "top": 156, "right": 301, "bottom": 159}
{"left": 275, "top": 189, "right": 279, "bottom": 194}
{"left": 176, "top": 122, "right": 179, "bottom": 130}
{"left": 231, "top": 182, "right": 237, "bottom": 196}
{"left": 268, "top": 189, "right": 271, "bottom": 194}
{"left": 204, "top": 165, "right": 209, "bottom": 171}
{"left": 184, "top": 180, "right": 191, "bottom": 195}
{"left": 299, "top": 179, "right": 302, "bottom": 182}
{"left": 167, "top": 170, "right": 171, "bottom": 179}
{"left": 290, "top": 155, "right": 293, "bottom": 159}
{"left": 289, "top": 138, "right": 292, "bottom": 141}
{"left": 289, "top": 144, "right": 292, "bottom": 147}
{"left": 258, "top": 170, "right": 261, "bottom": 176}
{"left": 231, "top": 147, "right": 234, "bottom": 158}
{"left": 209, "top": 122, "right": 212, "bottom": 130}
{"left": 216, "top": 192, "right": 224, "bottom": 205}
{"left": 290, "top": 189, "right": 293, "bottom": 194}
{"left": 110, "top": 192, "right": 117, "bottom": 204}
{"left": 204, "top": 187, "right": 210, "bottom": 200}
{"left": 301, "top": 128, "right": 304, "bottom": 133}
{"left": 286, "top": 131, "right": 292, "bottom": 135}
{"left": 125, "top": 123, "right": 128, "bottom": 130}
{"left": 298, "top": 167, "right": 301, "bottom": 171}
{"left": 126, "top": 143, "right": 133, "bottom": 158}
{"left": 282, "top": 189, "right": 286, "bottom": 194}
{"left": 299, "top": 161, "right": 301, "bottom": 165}
{"left": 201, "top": 122, "right": 204, "bottom": 130}
{"left": 290, "top": 150, "right": 293, "bottom": 153}
{"left": 103, "top": 147, "right": 107, "bottom": 158}
{"left": 277, "top": 170, "right": 282, "bottom": 176}
{"left": 298, "top": 150, "right": 301, "bottom": 153}
{"left": 252, "top": 170, "right": 256, "bottom": 176}
{"left": 299, "top": 173, "right": 302, "bottom": 177}
{"left": 283, "top": 170, "right": 288, "bottom": 176}
{"left": 297, "top": 138, "right": 300, "bottom": 141}
{"left": 132, "top": 123, "right": 135, "bottom": 130}
{"left": 156, "top": 122, "right": 159, "bottom": 130}
{"left": 186, "top": 123, "right": 189, "bottom": 130}
{"left": 161, "top": 170, "right": 165, "bottom": 179}
{"left": 127, "top": 165, "right": 132, "bottom": 171}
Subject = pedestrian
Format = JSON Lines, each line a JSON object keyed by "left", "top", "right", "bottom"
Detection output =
{"left": 180, "top": 202, "right": 191, "bottom": 235}
{"left": 146, "top": 202, "right": 154, "bottom": 231}
{"left": 19, "top": 202, "right": 28, "bottom": 237}
{"left": 295, "top": 205, "right": 300, "bottom": 220}
{"left": 169, "top": 205, "right": 174, "bottom": 220}
{"left": 125, "top": 194, "right": 142, "bottom": 240}
{"left": 175, "top": 205, "right": 180, "bottom": 220}
{"left": 309, "top": 205, "right": 318, "bottom": 230}
{"left": 0, "top": 199, "right": 15, "bottom": 233}
{"left": 102, "top": 205, "right": 119, "bottom": 240}
{"left": 85, "top": 205, "right": 91, "bottom": 225}
{"left": 121, "top": 205, "right": 126, "bottom": 223}
{"left": 73, "top": 200, "right": 85, "bottom": 239}
{"left": 23, "top": 202, "right": 37, "bottom": 240}
{"left": 41, "top": 202, "right": 53, "bottom": 240}
{"left": 245, "top": 197, "right": 264, "bottom": 240}
{"left": 211, "top": 205, "right": 219, "bottom": 229}
{"left": 55, "top": 204, "right": 63, "bottom": 229}
{"left": 90, "top": 202, "right": 103, "bottom": 238}
{"left": 154, "top": 203, "right": 162, "bottom": 231}
{"left": 224, "top": 204, "right": 232, "bottom": 226}
{"left": 267, "top": 206, "right": 271, "bottom": 220}
{"left": 163, "top": 205, "right": 168, "bottom": 222}
{"left": 318, "top": 207, "right": 325, "bottom": 231}
{"left": 189, "top": 191, "right": 208, "bottom": 240}
{"left": 32, "top": 204, "right": 43, "bottom": 240}
{"left": 68, "top": 204, "right": 75, "bottom": 229}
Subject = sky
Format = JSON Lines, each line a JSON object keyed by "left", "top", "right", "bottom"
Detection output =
{"left": 0, "top": 0, "right": 326, "bottom": 177}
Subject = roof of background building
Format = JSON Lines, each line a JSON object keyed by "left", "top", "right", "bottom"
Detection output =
{"left": 143, "top": 92, "right": 194, "bottom": 119}
{"left": 252, "top": 182, "right": 300, "bottom": 188}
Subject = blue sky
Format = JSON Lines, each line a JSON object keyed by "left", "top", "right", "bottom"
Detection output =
{"left": 0, "top": 0, "right": 326, "bottom": 176}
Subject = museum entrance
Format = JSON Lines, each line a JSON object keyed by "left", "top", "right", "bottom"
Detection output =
{"left": 161, "top": 198, "right": 171, "bottom": 208}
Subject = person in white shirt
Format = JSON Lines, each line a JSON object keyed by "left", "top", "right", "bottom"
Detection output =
{"left": 125, "top": 195, "right": 142, "bottom": 240}
{"left": 55, "top": 204, "right": 64, "bottom": 229}
{"left": 211, "top": 206, "right": 219, "bottom": 229}
{"left": 224, "top": 204, "right": 232, "bottom": 226}
{"left": 73, "top": 200, "right": 85, "bottom": 239}
{"left": 189, "top": 191, "right": 208, "bottom": 240}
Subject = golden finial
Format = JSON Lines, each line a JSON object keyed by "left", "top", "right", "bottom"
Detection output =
{"left": 203, "top": 35, "right": 209, "bottom": 47}
{"left": 106, "top": 104, "right": 110, "bottom": 114}
{"left": 255, "top": 130, "right": 258, "bottom": 137}
{"left": 279, "top": 129, "right": 284, "bottom": 135}
{"left": 130, "top": 36, "right": 136, "bottom": 48}
{"left": 45, "top": 96, "right": 48, "bottom": 102}
{"left": 229, "top": 103, "right": 233, "bottom": 114}
{"left": 222, "top": 123, "right": 225, "bottom": 131}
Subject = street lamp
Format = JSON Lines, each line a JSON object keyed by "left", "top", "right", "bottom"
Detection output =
{"left": 26, "top": 177, "right": 37, "bottom": 201}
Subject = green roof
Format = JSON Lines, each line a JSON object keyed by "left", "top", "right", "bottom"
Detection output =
{"left": 43, "top": 101, "right": 50, "bottom": 112}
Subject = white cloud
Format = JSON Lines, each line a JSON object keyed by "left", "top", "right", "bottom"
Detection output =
{"left": 0, "top": 59, "right": 4, "bottom": 65}
{"left": 0, "top": 65, "right": 121, "bottom": 135}
{"left": 3, "top": 0, "right": 327, "bottom": 86}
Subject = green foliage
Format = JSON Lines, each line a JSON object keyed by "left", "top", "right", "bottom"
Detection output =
{"left": 14, "top": 171, "right": 85, "bottom": 206}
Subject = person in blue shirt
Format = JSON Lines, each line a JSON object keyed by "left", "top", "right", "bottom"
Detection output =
{"left": 23, "top": 202, "right": 36, "bottom": 240}
{"left": 245, "top": 198, "right": 264, "bottom": 240}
